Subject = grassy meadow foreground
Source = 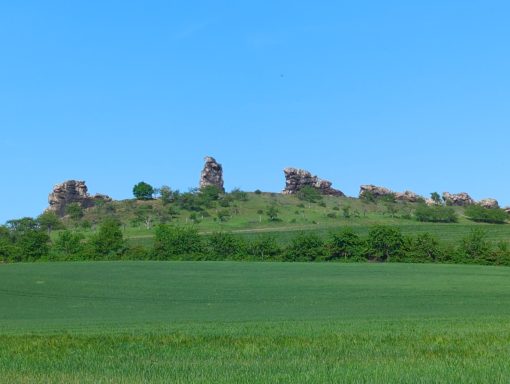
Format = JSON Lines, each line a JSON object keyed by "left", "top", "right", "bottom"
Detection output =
{"left": 1, "top": 261, "right": 510, "bottom": 383}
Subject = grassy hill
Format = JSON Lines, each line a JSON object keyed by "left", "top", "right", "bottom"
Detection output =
{"left": 59, "top": 191, "right": 510, "bottom": 248}
{"left": 1, "top": 261, "right": 510, "bottom": 382}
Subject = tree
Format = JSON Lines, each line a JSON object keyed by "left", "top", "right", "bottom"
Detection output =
{"left": 89, "top": 219, "right": 125, "bottom": 258}
{"left": 430, "top": 192, "right": 442, "bottom": 205}
{"left": 285, "top": 232, "right": 325, "bottom": 261}
{"left": 160, "top": 185, "right": 174, "bottom": 205}
{"left": 53, "top": 230, "right": 85, "bottom": 259}
{"left": 133, "top": 181, "right": 155, "bottom": 200}
{"left": 207, "top": 232, "right": 245, "bottom": 260}
{"left": 414, "top": 204, "right": 457, "bottom": 223}
{"left": 327, "top": 228, "right": 363, "bottom": 261}
{"left": 246, "top": 235, "right": 281, "bottom": 260}
{"left": 367, "top": 225, "right": 404, "bottom": 262}
{"left": 458, "top": 228, "right": 492, "bottom": 263}
{"left": 37, "top": 211, "right": 64, "bottom": 235}
{"left": 153, "top": 225, "right": 204, "bottom": 259}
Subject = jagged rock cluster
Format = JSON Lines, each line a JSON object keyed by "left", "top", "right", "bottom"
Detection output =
{"left": 200, "top": 156, "right": 225, "bottom": 193}
{"left": 48, "top": 180, "right": 111, "bottom": 217}
{"left": 282, "top": 168, "right": 344, "bottom": 196}
{"left": 359, "top": 185, "right": 422, "bottom": 203}
{"left": 442, "top": 192, "right": 474, "bottom": 207}
{"left": 477, "top": 198, "right": 499, "bottom": 209}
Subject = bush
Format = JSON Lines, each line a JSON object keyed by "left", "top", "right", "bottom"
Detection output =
{"left": 326, "top": 228, "right": 364, "bottom": 261}
{"left": 465, "top": 205, "right": 508, "bottom": 224}
{"left": 457, "top": 228, "right": 492, "bottom": 264}
{"left": 246, "top": 235, "right": 281, "bottom": 260}
{"left": 285, "top": 232, "right": 325, "bottom": 261}
{"left": 153, "top": 225, "right": 203, "bottom": 260}
{"left": 367, "top": 225, "right": 404, "bottom": 262}
{"left": 414, "top": 204, "right": 458, "bottom": 223}
{"left": 53, "top": 230, "right": 85, "bottom": 260}
{"left": 207, "top": 232, "right": 245, "bottom": 260}
{"left": 404, "top": 233, "right": 444, "bottom": 263}
{"left": 88, "top": 219, "right": 125, "bottom": 259}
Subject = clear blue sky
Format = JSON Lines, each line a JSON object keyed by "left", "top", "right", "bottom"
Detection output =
{"left": 1, "top": 1, "right": 509, "bottom": 222}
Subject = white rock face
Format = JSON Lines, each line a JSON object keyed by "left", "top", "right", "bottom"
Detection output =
{"left": 477, "top": 198, "right": 499, "bottom": 209}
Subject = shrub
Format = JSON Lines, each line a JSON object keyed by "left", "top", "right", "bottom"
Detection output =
{"left": 285, "top": 232, "right": 325, "bottom": 261}
{"left": 405, "top": 233, "right": 444, "bottom": 262}
{"left": 153, "top": 225, "right": 203, "bottom": 260}
{"left": 326, "top": 228, "right": 364, "bottom": 261}
{"left": 414, "top": 204, "right": 458, "bottom": 223}
{"left": 53, "top": 230, "right": 85, "bottom": 260}
{"left": 464, "top": 205, "right": 508, "bottom": 224}
{"left": 207, "top": 232, "right": 245, "bottom": 260}
{"left": 457, "top": 228, "right": 492, "bottom": 264}
{"left": 88, "top": 219, "right": 125, "bottom": 259}
{"left": 367, "top": 225, "right": 404, "bottom": 262}
{"left": 246, "top": 235, "right": 281, "bottom": 260}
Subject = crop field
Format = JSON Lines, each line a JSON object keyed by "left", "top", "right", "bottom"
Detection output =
{"left": 1, "top": 261, "right": 510, "bottom": 383}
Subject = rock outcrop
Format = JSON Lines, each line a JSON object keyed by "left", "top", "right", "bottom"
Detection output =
{"left": 200, "top": 156, "right": 225, "bottom": 193}
{"left": 395, "top": 190, "right": 422, "bottom": 203}
{"left": 359, "top": 185, "right": 393, "bottom": 199}
{"left": 442, "top": 192, "right": 474, "bottom": 206}
{"left": 282, "top": 168, "right": 344, "bottom": 196}
{"left": 48, "top": 180, "right": 112, "bottom": 217}
{"left": 477, "top": 198, "right": 499, "bottom": 209}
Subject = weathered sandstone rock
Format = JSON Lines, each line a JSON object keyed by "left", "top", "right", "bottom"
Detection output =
{"left": 282, "top": 168, "right": 344, "bottom": 196}
{"left": 200, "top": 156, "right": 225, "bottom": 192}
{"left": 48, "top": 180, "right": 111, "bottom": 217}
{"left": 442, "top": 192, "right": 474, "bottom": 206}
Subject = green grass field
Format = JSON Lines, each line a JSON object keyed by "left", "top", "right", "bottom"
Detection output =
{"left": 1, "top": 261, "right": 510, "bottom": 382}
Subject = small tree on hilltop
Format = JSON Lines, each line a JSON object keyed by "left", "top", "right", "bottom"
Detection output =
{"left": 297, "top": 186, "right": 322, "bottom": 207}
{"left": 133, "top": 181, "right": 155, "bottom": 200}
{"left": 430, "top": 192, "right": 442, "bottom": 205}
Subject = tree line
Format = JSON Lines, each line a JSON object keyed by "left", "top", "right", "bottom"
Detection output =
{"left": 1, "top": 218, "right": 509, "bottom": 266}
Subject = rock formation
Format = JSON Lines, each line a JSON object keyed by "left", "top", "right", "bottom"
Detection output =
{"left": 395, "top": 190, "right": 422, "bottom": 203}
{"left": 442, "top": 192, "right": 474, "bottom": 206}
{"left": 48, "top": 180, "right": 112, "bottom": 217}
{"left": 282, "top": 168, "right": 344, "bottom": 196}
{"left": 200, "top": 156, "right": 225, "bottom": 193}
{"left": 359, "top": 185, "right": 394, "bottom": 199}
{"left": 477, "top": 198, "right": 499, "bottom": 209}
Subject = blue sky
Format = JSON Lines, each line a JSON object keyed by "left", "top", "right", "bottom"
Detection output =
{"left": 1, "top": 1, "right": 509, "bottom": 222}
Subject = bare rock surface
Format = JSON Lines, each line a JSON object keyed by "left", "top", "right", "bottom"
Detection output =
{"left": 200, "top": 156, "right": 225, "bottom": 192}
{"left": 395, "top": 190, "right": 422, "bottom": 203}
{"left": 442, "top": 192, "right": 474, "bottom": 206}
{"left": 359, "top": 185, "right": 393, "bottom": 199}
{"left": 48, "top": 180, "right": 111, "bottom": 216}
{"left": 282, "top": 168, "right": 344, "bottom": 196}
{"left": 477, "top": 198, "right": 499, "bottom": 209}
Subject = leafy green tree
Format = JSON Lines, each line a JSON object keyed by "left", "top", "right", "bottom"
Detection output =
{"left": 153, "top": 225, "right": 204, "bottom": 259}
{"left": 159, "top": 185, "right": 174, "bottom": 205}
{"left": 458, "top": 228, "right": 492, "bottom": 264}
{"left": 430, "top": 192, "right": 442, "bottom": 205}
{"left": 37, "top": 211, "right": 64, "bottom": 235}
{"left": 53, "top": 230, "right": 85, "bottom": 259}
{"left": 326, "top": 228, "right": 363, "bottom": 261}
{"left": 216, "top": 209, "right": 231, "bottom": 222}
{"left": 230, "top": 188, "right": 248, "bottom": 202}
{"left": 406, "top": 233, "right": 444, "bottom": 262}
{"left": 89, "top": 219, "right": 125, "bottom": 259}
{"left": 285, "top": 232, "right": 325, "bottom": 261}
{"left": 367, "top": 225, "right": 404, "bottom": 262}
{"left": 133, "top": 181, "right": 155, "bottom": 200}
{"left": 246, "top": 235, "right": 281, "bottom": 260}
